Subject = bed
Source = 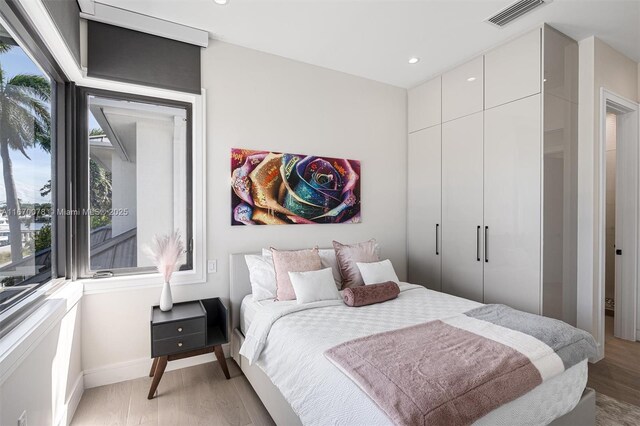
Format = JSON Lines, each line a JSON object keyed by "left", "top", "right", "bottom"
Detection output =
{"left": 228, "top": 253, "right": 596, "bottom": 426}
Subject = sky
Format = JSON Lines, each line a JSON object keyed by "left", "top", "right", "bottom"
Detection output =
{"left": 0, "top": 36, "right": 53, "bottom": 205}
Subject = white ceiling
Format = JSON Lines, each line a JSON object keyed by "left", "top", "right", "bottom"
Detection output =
{"left": 96, "top": 0, "right": 640, "bottom": 88}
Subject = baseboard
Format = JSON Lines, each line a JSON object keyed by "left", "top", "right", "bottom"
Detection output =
{"left": 55, "top": 372, "right": 84, "bottom": 426}
{"left": 83, "top": 343, "right": 230, "bottom": 389}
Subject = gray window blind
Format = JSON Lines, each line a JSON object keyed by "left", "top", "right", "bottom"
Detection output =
{"left": 42, "top": 0, "right": 81, "bottom": 66}
{"left": 87, "top": 21, "right": 201, "bottom": 94}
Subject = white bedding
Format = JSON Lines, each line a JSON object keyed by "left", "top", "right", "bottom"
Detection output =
{"left": 240, "top": 295, "right": 301, "bottom": 335}
{"left": 240, "top": 294, "right": 266, "bottom": 334}
{"left": 239, "top": 284, "right": 587, "bottom": 426}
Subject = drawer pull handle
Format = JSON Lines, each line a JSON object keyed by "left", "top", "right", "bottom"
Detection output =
{"left": 177, "top": 342, "right": 183, "bottom": 347}
{"left": 177, "top": 327, "right": 183, "bottom": 332}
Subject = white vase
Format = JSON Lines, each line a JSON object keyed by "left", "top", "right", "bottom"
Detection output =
{"left": 160, "top": 281, "right": 173, "bottom": 312}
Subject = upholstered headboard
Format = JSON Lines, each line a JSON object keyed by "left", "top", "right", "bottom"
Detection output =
{"left": 229, "top": 252, "right": 259, "bottom": 332}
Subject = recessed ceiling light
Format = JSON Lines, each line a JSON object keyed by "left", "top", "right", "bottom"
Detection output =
{"left": 467, "top": 77, "right": 476, "bottom": 82}
{"left": 214, "top": 0, "right": 228, "bottom": 4}
{"left": 408, "top": 57, "right": 420, "bottom": 65}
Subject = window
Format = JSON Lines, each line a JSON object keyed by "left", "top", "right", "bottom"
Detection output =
{"left": 0, "top": 19, "right": 56, "bottom": 315}
{"left": 78, "top": 89, "right": 193, "bottom": 277}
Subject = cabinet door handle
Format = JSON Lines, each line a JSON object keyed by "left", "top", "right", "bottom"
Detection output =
{"left": 484, "top": 226, "right": 489, "bottom": 263}
{"left": 476, "top": 226, "right": 481, "bottom": 262}
{"left": 436, "top": 224, "right": 440, "bottom": 255}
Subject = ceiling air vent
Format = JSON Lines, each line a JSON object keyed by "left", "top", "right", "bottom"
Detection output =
{"left": 485, "top": 0, "right": 552, "bottom": 28}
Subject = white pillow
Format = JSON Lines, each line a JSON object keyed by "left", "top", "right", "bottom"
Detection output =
{"left": 356, "top": 259, "right": 400, "bottom": 285}
{"left": 288, "top": 268, "right": 342, "bottom": 304}
{"left": 262, "top": 248, "right": 342, "bottom": 289}
{"left": 245, "top": 254, "right": 276, "bottom": 301}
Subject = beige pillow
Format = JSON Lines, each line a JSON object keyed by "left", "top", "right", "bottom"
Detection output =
{"left": 333, "top": 239, "right": 380, "bottom": 289}
{"left": 271, "top": 247, "right": 322, "bottom": 300}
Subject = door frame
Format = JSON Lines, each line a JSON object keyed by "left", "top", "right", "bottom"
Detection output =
{"left": 597, "top": 88, "right": 639, "bottom": 352}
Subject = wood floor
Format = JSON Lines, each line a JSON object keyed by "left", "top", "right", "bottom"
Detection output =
{"left": 71, "top": 359, "right": 275, "bottom": 426}
{"left": 588, "top": 316, "right": 640, "bottom": 407}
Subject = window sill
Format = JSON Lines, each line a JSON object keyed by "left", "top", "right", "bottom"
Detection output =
{"left": 0, "top": 280, "right": 81, "bottom": 384}
{"left": 81, "top": 268, "right": 206, "bottom": 295}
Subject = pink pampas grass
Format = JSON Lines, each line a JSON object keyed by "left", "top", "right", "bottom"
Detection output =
{"left": 144, "top": 231, "right": 186, "bottom": 283}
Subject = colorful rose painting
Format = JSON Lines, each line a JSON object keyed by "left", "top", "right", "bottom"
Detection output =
{"left": 231, "top": 148, "right": 361, "bottom": 225}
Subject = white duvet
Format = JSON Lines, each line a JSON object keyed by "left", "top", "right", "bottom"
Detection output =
{"left": 240, "top": 284, "right": 587, "bottom": 426}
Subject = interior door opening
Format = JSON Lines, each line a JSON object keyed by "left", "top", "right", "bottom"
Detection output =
{"left": 590, "top": 92, "right": 640, "bottom": 402}
{"left": 599, "top": 90, "right": 639, "bottom": 351}
{"left": 604, "top": 113, "right": 617, "bottom": 321}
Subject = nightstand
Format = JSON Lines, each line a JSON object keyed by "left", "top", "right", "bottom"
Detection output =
{"left": 148, "top": 298, "right": 229, "bottom": 399}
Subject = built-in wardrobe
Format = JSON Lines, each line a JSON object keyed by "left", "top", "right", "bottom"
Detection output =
{"left": 407, "top": 25, "right": 578, "bottom": 324}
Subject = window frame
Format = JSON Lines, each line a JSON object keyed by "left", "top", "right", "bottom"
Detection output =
{"left": 0, "top": 0, "right": 69, "bottom": 336}
{"left": 76, "top": 86, "right": 194, "bottom": 279}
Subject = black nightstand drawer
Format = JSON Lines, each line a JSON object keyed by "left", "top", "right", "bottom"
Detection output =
{"left": 152, "top": 317, "right": 205, "bottom": 341}
{"left": 152, "top": 332, "right": 205, "bottom": 357}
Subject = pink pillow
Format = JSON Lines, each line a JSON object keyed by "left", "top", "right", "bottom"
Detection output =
{"left": 342, "top": 281, "right": 400, "bottom": 307}
{"left": 271, "top": 247, "right": 322, "bottom": 301}
{"left": 333, "top": 239, "right": 380, "bottom": 289}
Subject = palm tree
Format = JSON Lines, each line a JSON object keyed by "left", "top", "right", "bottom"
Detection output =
{"left": 0, "top": 42, "right": 51, "bottom": 262}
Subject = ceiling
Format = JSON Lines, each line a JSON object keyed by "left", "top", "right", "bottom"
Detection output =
{"left": 95, "top": 0, "right": 640, "bottom": 88}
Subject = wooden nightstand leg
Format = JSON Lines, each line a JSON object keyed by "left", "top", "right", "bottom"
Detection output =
{"left": 214, "top": 345, "right": 230, "bottom": 380}
{"left": 148, "top": 356, "right": 168, "bottom": 399}
{"left": 149, "top": 357, "right": 158, "bottom": 377}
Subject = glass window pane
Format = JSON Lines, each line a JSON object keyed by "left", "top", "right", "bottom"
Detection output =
{"left": 87, "top": 96, "right": 189, "bottom": 272}
{"left": 0, "top": 22, "right": 53, "bottom": 313}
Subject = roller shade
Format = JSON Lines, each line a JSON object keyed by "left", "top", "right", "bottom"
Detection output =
{"left": 87, "top": 21, "right": 201, "bottom": 94}
{"left": 42, "top": 0, "right": 81, "bottom": 66}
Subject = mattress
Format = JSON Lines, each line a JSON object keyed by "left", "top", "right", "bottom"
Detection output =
{"left": 240, "top": 285, "right": 588, "bottom": 426}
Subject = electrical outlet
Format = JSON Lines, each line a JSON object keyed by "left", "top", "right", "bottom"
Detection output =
{"left": 207, "top": 259, "right": 217, "bottom": 273}
{"left": 17, "top": 411, "right": 26, "bottom": 426}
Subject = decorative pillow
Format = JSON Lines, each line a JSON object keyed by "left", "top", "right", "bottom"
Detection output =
{"left": 288, "top": 268, "right": 342, "bottom": 304}
{"left": 357, "top": 259, "right": 400, "bottom": 285}
{"left": 263, "top": 248, "right": 342, "bottom": 289}
{"left": 271, "top": 247, "right": 322, "bottom": 300}
{"left": 333, "top": 239, "right": 380, "bottom": 288}
{"left": 342, "top": 281, "right": 400, "bottom": 307}
{"left": 245, "top": 254, "right": 277, "bottom": 301}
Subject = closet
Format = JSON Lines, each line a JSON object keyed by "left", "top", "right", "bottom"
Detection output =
{"left": 441, "top": 112, "right": 483, "bottom": 302}
{"left": 407, "top": 25, "right": 578, "bottom": 321}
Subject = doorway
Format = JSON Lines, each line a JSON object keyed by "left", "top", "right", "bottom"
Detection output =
{"left": 591, "top": 92, "right": 640, "bottom": 405}
{"left": 598, "top": 89, "right": 639, "bottom": 353}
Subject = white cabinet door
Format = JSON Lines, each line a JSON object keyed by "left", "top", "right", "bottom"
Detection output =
{"left": 442, "top": 56, "right": 484, "bottom": 122}
{"left": 485, "top": 28, "right": 541, "bottom": 109}
{"left": 407, "top": 126, "right": 441, "bottom": 290}
{"left": 442, "top": 112, "right": 484, "bottom": 302}
{"left": 408, "top": 77, "right": 441, "bottom": 133}
{"left": 483, "top": 94, "right": 542, "bottom": 314}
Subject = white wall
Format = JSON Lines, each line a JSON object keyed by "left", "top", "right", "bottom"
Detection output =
{"left": 81, "top": 41, "right": 407, "bottom": 386}
{"left": 0, "top": 291, "right": 83, "bottom": 426}
{"left": 577, "top": 37, "right": 639, "bottom": 349}
{"left": 136, "top": 119, "right": 175, "bottom": 267}
{"left": 111, "top": 155, "right": 137, "bottom": 236}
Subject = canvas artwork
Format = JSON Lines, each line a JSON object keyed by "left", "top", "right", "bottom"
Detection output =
{"left": 231, "top": 148, "right": 361, "bottom": 225}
